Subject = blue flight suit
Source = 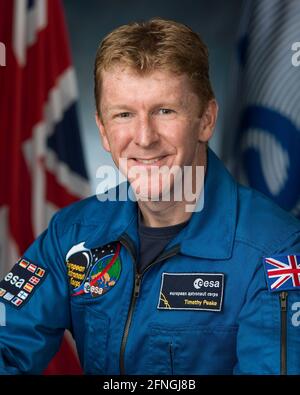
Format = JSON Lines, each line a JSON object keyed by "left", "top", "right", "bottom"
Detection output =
{"left": 0, "top": 148, "right": 300, "bottom": 374}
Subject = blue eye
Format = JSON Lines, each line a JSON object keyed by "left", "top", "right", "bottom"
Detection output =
{"left": 118, "top": 112, "right": 131, "bottom": 118}
{"left": 158, "top": 108, "right": 174, "bottom": 115}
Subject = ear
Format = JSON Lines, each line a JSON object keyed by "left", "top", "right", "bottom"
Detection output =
{"left": 198, "top": 99, "right": 218, "bottom": 143}
{"left": 95, "top": 112, "right": 111, "bottom": 152}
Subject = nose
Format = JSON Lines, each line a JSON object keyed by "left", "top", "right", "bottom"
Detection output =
{"left": 133, "top": 114, "right": 159, "bottom": 148}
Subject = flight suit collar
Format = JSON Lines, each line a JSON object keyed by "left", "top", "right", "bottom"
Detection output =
{"left": 85, "top": 184, "right": 138, "bottom": 249}
{"left": 86, "top": 148, "right": 237, "bottom": 260}
{"left": 174, "top": 148, "right": 238, "bottom": 260}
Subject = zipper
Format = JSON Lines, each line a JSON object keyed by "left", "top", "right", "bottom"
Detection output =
{"left": 119, "top": 234, "right": 179, "bottom": 374}
{"left": 279, "top": 291, "right": 288, "bottom": 375}
{"left": 118, "top": 234, "right": 138, "bottom": 376}
{"left": 169, "top": 341, "right": 174, "bottom": 375}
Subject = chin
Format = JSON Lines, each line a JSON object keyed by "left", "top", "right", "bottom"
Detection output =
{"left": 134, "top": 184, "right": 175, "bottom": 203}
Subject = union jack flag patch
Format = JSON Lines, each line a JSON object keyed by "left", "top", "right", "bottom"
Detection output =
{"left": 263, "top": 255, "right": 300, "bottom": 292}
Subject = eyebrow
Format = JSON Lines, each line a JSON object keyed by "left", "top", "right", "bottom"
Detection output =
{"left": 103, "top": 105, "right": 134, "bottom": 114}
{"left": 103, "top": 100, "right": 185, "bottom": 113}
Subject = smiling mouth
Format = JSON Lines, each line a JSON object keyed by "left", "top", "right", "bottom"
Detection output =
{"left": 132, "top": 156, "right": 168, "bottom": 165}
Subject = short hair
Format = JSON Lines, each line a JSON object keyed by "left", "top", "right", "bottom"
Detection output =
{"left": 94, "top": 17, "right": 214, "bottom": 116}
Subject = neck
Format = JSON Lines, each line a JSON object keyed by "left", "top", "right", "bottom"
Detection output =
{"left": 138, "top": 200, "right": 193, "bottom": 227}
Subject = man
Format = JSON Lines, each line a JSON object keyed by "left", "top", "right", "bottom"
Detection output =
{"left": 0, "top": 18, "right": 300, "bottom": 375}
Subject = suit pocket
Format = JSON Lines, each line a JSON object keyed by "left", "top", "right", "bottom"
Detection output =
{"left": 84, "top": 306, "right": 109, "bottom": 374}
{"left": 146, "top": 324, "right": 238, "bottom": 375}
{"left": 71, "top": 303, "right": 109, "bottom": 374}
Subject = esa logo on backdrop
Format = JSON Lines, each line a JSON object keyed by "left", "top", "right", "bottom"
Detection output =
{"left": 291, "top": 42, "right": 300, "bottom": 67}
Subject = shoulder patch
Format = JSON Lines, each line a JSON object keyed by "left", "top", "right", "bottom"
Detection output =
{"left": 0, "top": 258, "right": 48, "bottom": 309}
{"left": 263, "top": 254, "right": 300, "bottom": 292}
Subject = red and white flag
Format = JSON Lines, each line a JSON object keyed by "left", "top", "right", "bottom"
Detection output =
{"left": 0, "top": 0, "right": 90, "bottom": 374}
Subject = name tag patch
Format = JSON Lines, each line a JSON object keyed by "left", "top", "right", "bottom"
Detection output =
{"left": 158, "top": 272, "right": 224, "bottom": 311}
{"left": 0, "top": 258, "right": 47, "bottom": 309}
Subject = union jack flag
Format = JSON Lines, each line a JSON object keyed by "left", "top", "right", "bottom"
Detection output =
{"left": 264, "top": 255, "right": 300, "bottom": 292}
{"left": 0, "top": 0, "right": 89, "bottom": 374}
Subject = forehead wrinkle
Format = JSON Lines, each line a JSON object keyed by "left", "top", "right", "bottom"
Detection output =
{"left": 101, "top": 68, "right": 198, "bottom": 113}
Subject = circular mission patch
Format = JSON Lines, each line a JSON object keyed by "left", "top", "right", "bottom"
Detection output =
{"left": 66, "top": 242, "right": 122, "bottom": 297}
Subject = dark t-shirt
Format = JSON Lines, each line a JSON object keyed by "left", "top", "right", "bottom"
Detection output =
{"left": 137, "top": 210, "right": 188, "bottom": 274}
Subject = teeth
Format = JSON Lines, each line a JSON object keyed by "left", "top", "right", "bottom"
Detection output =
{"left": 137, "top": 157, "right": 162, "bottom": 164}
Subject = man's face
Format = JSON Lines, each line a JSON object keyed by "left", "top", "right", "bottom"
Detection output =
{"left": 96, "top": 66, "right": 217, "bottom": 200}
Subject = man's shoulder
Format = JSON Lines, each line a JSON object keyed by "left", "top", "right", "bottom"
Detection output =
{"left": 235, "top": 184, "right": 300, "bottom": 253}
{"left": 55, "top": 194, "right": 101, "bottom": 224}
{"left": 52, "top": 189, "right": 131, "bottom": 236}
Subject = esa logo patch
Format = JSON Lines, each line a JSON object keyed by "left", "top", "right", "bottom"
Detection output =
{"left": 66, "top": 241, "right": 121, "bottom": 298}
{"left": 0, "top": 258, "right": 47, "bottom": 309}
